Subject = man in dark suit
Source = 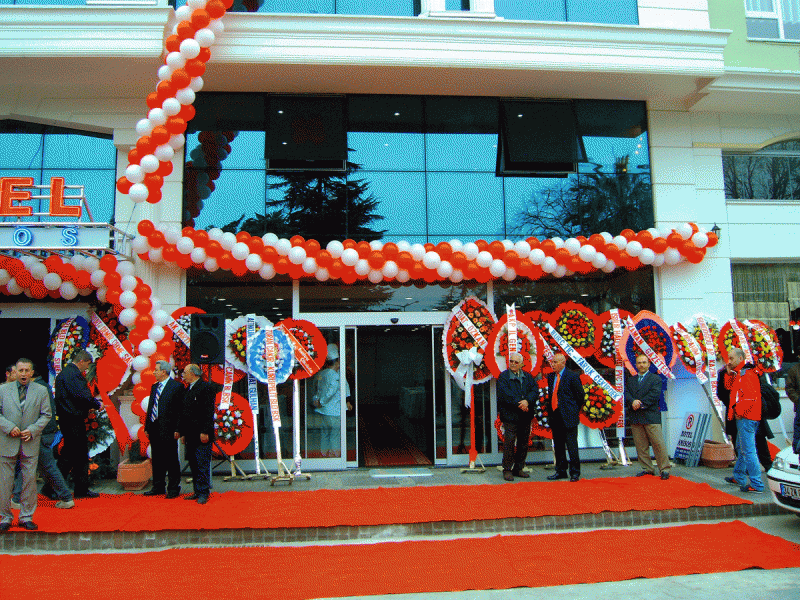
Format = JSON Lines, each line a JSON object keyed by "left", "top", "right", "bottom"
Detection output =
{"left": 178, "top": 363, "right": 216, "bottom": 504}
{"left": 497, "top": 352, "right": 538, "bottom": 481}
{"left": 625, "top": 354, "right": 670, "bottom": 480}
{"left": 143, "top": 360, "right": 184, "bottom": 498}
{"left": 546, "top": 353, "right": 584, "bottom": 482}
{"left": 54, "top": 350, "right": 101, "bottom": 499}
{"left": 0, "top": 358, "right": 51, "bottom": 531}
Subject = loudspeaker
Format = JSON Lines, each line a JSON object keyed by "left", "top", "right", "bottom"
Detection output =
{"left": 190, "top": 314, "right": 225, "bottom": 364}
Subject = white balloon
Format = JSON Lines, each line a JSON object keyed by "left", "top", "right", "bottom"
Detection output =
{"left": 168, "top": 134, "right": 185, "bottom": 150}
{"left": 502, "top": 267, "right": 516, "bottom": 281}
{"left": 117, "top": 260, "right": 135, "bottom": 277}
{"left": 30, "top": 262, "right": 47, "bottom": 280}
{"left": 664, "top": 248, "right": 682, "bottom": 265}
{"left": 5, "top": 279, "right": 22, "bottom": 295}
{"left": 501, "top": 239, "right": 514, "bottom": 250}
{"left": 135, "top": 119, "right": 153, "bottom": 136}
{"left": 489, "top": 259, "right": 506, "bottom": 278}
{"left": 396, "top": 240, "right": 411, "bottom": 253}
{"left": 275, "top": 238, "right": 292, "bottom": 256}
{"left": 601, "top": 260, "right": 617, "bottom": 273}
{"left": 691, "top": 232, "right": 709, "bottom": 248}
{"left": 554, "top": 264, "right": 567, "bottom": 278}
{"left": 422, "top": 251, "right": 441, "bottom": 270}
{"left": 162, "top": 97, "right": 182, "bottom": 116}
{"left": 119, "top": 290, "right": 138, "bottom": 308}
{"left": 652, "top": 254, "right": 665, "bottom": 267}
{"left": 175, "top": 87, "right": 196, "bottom": 106}
{"left": 174, "top": 5, "right": 191, "bottom": 20}
{"left": 119, "top": 275, "right": 137, "bottom": 291}
{"left": 476, "top": 251, "right": 493, "bottom": 268}
{"left": 612, "top": 235, "right": 628, "bottom": 250}
{"left": 591, "top": 252, "right": 607, "bottom": 269}
{"left": 176, "top": 236, "right": 194, "bottom": 254}
{"left": 179, "top": 38, "right": 201, "bottom": 60}
{"left": 354, "top": 259, "right": 370, "bottom": 276}
{"left": 288, "top": 246, "right": 307, "bottom": 265}
{"left": 449, "top": 269, "right": 464, "bottom": 283}
{"left": 302, "top": 257, "right": 317, "bottom": 274}
{"left": 369, "top": 240, "right": 383, "bottom": 251}
{"left": 626, "top": 241, "right": 643, "bottom": 257}
{"left": 195, "top": 28, "right": 216, "bottom": 47}
{"left": 436, "top": 261, "right": 453, "bottom": 278}
{"left": 564, "top": 238, "right": 581, "bottom": 255}
{"left": 207, "top": 19, "right": 224, "bottom": 35}
{"left": 677, "top": 223, "right": 694, "bottom": 240}
{"left": 166, "top": 51, "right": 186, "bottom": 69}
{"left": 382, "top": 260, "right": 399, "bottom": 279}
{"left": 410, "top": 244, "right": 426, "bottom": 261}
{"left": 513, "top": 240, "right": 531, "bottom": 258}
{"left": 367, "top": 270, "right": 383, "bottom": 284}
{"left": 161, "top": 226, "right": 179, "bottom": 245}
{"left": 327, "top": 240, "right": 344, "bottom": 258}
{"left": 578, "top": 245, "right": 596, "bottom": 262}
{"left": 146, "top": 445, "right": 152, "bottom": 459}
{"left": 190, "top": 247, "right": 207, "bottom": 263}
{"left": 529, "top": 248, "right": 545, "bottom": 265}
{"left": 208, "top": 228, "right": 224, "bottom": 241}
{"left": 449, "top": 240, "right": 463, "bottom": 252}
{"left": 131, "top": 236, "right": 150, "bottom": 254}
{"left": 129, "top": 184, "right": 149, "bottom": 203}
{"left": 148, "top": 326, "right": 166, "bottom": 342}
{"left": 148, "top": 248, "right": 164, "bottom": 263}
{"left": 220, "top": 232, "right": 236, "bottom": 251}
{"left": 542, "top": 257, "right": 557, "bottom": 273}
{"left": 0, "top": 269, "right": 9, "bottom": 287}
{"left": 314, "top": 268, "right": 329, "bottom": 282}
{"left": 341, "top": 248, "right": 359, "bottom": 267}
{"left": 395, "top": 270, "right": 410, "bottom": 283}
{"left": 152, "top": 309, "right": 169, "bottom": 327}
{"left": 639, "top": 248, "right": 655, "bottom": 264}
{"left": 118, "top": 308, "right": 137, "bottom": 327}
{"left": 203, "top": 258, "right": 219, "bottom": 272}
{"left": 258, "top": 264, "right": 275, "bottom": 280}
{"left": 95, "top": 288, "right": 107, "bottom": 303}
{"left": 187, "top": 0, "right": 206, "bottom": 9}
{"left": 157, "top": 64, "right": 173, "bottom": 81}
{"left": 132, "top": 372, "right": 141, "bottom": 386}
{"left": 132, "top": 355, "right": 150, "bottom": 372}
{"left": 84, "top": 257, "right": 100, "bottom": 273}
{"left": 231, "top": 242, "right": 250, "bottom": 261}
{"left": 551, "top": 237, "right": 565, "bottom": 249}
{"left": 189, "top": 76, "right": 204, "bottom": 92}
{"left": 150, "top": 297, "right": 162, "bottom": 313}
{"left": 138, "top": 339, "right": 157, "bottom": 357}
{"left": 148, "top": 108, "right": 167, "bottom": 126}
{"left": 245, "top": 253, "right": 263, "bottom": 271}
{"left": 125, "top": 164, "right": 145, "bottom": 184}
{"left": 60, "top": 282, "right": 78, "bottom": 300}
{"left": 43, "top": 272, "right": 62, "bottom": 290}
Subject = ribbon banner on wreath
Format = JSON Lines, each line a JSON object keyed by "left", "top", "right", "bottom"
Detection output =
{"left": 671, "top": 323, "right": 708, "bottom": 384}
{"left": 506, "top": 304, "right": 518, "bottom": 354}
{"left": 485, "top": 307, "right": 542, "bottom": 378}
{"left": 623, "top": 315, "right": 676, "bottom": 380}
{"left": 744, "top": 319, "right": 783, "bottom": 373}
{"left": 727, "top": 319, "right": 754, "bottom": 364}
{"left": 52, "top": 317, "right": 74, "bottom": 375}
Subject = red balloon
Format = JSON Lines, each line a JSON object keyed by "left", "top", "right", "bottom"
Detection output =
{"left": 503, "top": 250, "right": 520, "bottom": 269}
{"left": 106, "top": 288, "right": 121, "bottom": 306}
{"left": 177, "top": 254, "right": 192, "bottom": 270}
{"left": 156, "top": 161, "right": 173, "bottom": 177}
{"left": 450, "top": 251, "right": 466, "bottom": 270}
{"left": 136, "top": 136, "right": 153, "bottom": 155}
{"left": 191, "top": 9, "right": 211, "bottom": 30}
{"left": 163, "top": 246, "right": 179, "bottom": 263}
{"left": 193, "top": 230, "right": 209, "bottom": 246}
{"left": 103, "top": 272, "right": 121, "bottom": 288}
{"left": 540, "top": 240, "right": 556, "bottom": 253}
{"left": 620, "top": 229, "right": 635, "bottom": 241}
{"left": 367, "top": 250, "right": 385, "bottom": 269}
{"left": 342, "top": 239, "right": 356, "bottom": 250}
{"left": 706, "top": 232, "right": 718, "bottom": 248}
{"left": 651, "top": 238, "right": 668, "bottom": 253}
{"left": 150, "top": 126, "right": 170, "bottom": 145}
{"left": 136, "top": 299, "right": 153, "bottom": 313}
{"left": 488, "top": 240, "right": 505, "bottom": 259}
{"left": 304, "top": 239, "right": 321, "bottom": 256}
{"left": 247, "top": 237, "right": 264, "bottom": 254}
{"left": 206, "top": 0, "right": 226, "bottom": 18}
{"left": 274, "top": 257, "right": 290, "bottom": 274}
{"left": 134, "top": 282, "right": 152, "bottom": 299}
{"left": 315, "top": 251, "right": 333, "bottom": 269}
{"left": 128, "top": 329, "right": 145, "bottom": 346}
{"left": 356, "top": 241, "right": 371, "bottom": 258}
{"left": 236, "top": 231, "right": 252, "bottom": 243}
{"left": 435, "top": 242, "right": 452, "bottom": 260}
{"left": 116, "top": 177, "right": 132, "bottom": 194}
{"left": 176, "top": 21, "right": 196, "bottom": 41}
{"left": 166, "top": 117, "right": 187, "bottom": 135}
{"left": 231, "top": 263, "right": 248, "bottom": 277}
{"left": 170, "top": 69, "right": 190, "bottom": 90}
{"left": 178, "top": 104, "right": 196, "bottom": 122}
{"left": 135, "top": 315, "right": 154, "bottom": 331}
{"left": 667, "top": 232, "right": 683, "bottom": 247}
{"left": 588, "top": 234, "right": 605, "bottom": 249}
{"left": 146, "top": 92, "right": 161, "bottom": 109}
{"left": 217, "top": 252, "right": 233, "bottom": 270}
{"left": 636, "top": 231, "right": 653, "bottom": 247}
{"left": 396, "top": 251, "right": 413, "bottom": 270}
{"left": 165, "top": 35, "right": 181, "bottom": 53}
{"left": 145, "top": 188, "right": 162, "bottom": 204}
{"left": 197, "top": 47, "right": 212, "bottom": 63}
{"left": 127, "top": 148, "right": 142, "bottom": 165}
{"left": 184, "top": 59, "right": 206, "bottom": 78}
{"left": 148, "top": 231, "right": 165, "bottom": 248}
{"left": 328, "top": 260, "right": 343, "bottom": 277}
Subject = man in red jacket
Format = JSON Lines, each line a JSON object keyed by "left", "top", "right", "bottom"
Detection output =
{"left": 723, "top": 347, "right": 764, "bottom": 493}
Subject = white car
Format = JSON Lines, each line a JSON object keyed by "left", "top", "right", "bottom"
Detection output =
{"left": 766, "top": 445, "right": 800, "bottom": 514}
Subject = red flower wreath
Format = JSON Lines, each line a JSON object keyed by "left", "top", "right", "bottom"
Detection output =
{"left": 671, "top": 322, "right": 701, "bottom": 374}
{"left": 620, "top": 311, "right": 676, "bottom": 376}
{"left": 524, "top": 310, "right": 558, "bottom": 375}
{"left": 718, "top": 319, "right": 782, "bottom": 373}
{"left": 549, "top": 302, "right": 601, "bottom": 358}
{"left": 276, "top": 318, "right": 327, "bottom": 381}
{"left": 578, "top": 373, "right": 622, "bottom": 429}
{"left": 212, "top": 391, "right": 254, "bottom": 457}
{"left": 442, "top": 296, "right": 496, "bottom": 384}
{"left": 485, "top": 310, "right": 542, "bottom": 378}
{"left": 594, "top": 309, "right": 633, "bottom": 368}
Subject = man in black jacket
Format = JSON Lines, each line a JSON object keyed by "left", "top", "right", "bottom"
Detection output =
{"left": 54, "top": 350, "right": 101, "bottom": 499}
{"left": 178, "top": 364, "right": 216, "bottom": 504}
{"left": 625, "top": 355, "right": 670, "bottom": 480}
{"left": 546, "top": 353, "right": 584, "bottom": 482}
{"left": 143, "top": 360, "right": 185, "bottom": 498}
{"left": 496, "top": 352, "right": 538, "bottom": 481}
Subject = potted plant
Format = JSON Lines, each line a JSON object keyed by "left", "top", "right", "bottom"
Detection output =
{"left": 116, "top": 440, "right": 152, "bottom": 490}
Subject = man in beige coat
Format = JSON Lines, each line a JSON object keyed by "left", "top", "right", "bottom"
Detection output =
{"left": 0, "top": 358, "right": 51, "bottom": 531}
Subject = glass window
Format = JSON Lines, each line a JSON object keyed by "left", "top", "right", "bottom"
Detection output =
{"left": 351, "top": 171, "right": 426, "bottom": 237}
{"left": 723, "top": 140, "right": 800, "bottom": 201}
{"left": 348, "top": 132, "right": 424, "bottom": 172}
{"left": 190, "top": 168, "right": 267, "bottom": 232}
{"left": 493, "top": 0, "right": 566, "bottom": 21}
{"left": 745, "top": 0, "right": 800, "bottom": 40}
{"left": 0, "top": 131, "right": 42, "bottom": 169}
{"left": 566, "top": 0, "right": 638, "bottom": 25}
{"left": 426, "top": 172, "right": 504, "bottom": 238}
{"left": 336, "top": 0, "right": 416, "bottom": 16}
{"left": 426, "top": 133, "right": 497, "bottom": 172}
{"left": 43, "top": 133, "right": 115, "bottom": 170}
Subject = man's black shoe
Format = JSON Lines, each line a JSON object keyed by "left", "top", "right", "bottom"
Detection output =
{"left": 20, "top": 521, "right": 38, "bottom": 531}
{"left": 546, "top": 473, "right": 568, "bottom": 481}
{"left": 635, "top": 470, "right": 653, "bottom": 477}
{"left": 0, "top": 522, "right": 10, "bottom": 533}
{"left": 660, "top": 472, "right": 670, "bottom": 480}
{"left": 184, "top": 493, "right": 199, "bottom": 500}
{"left": 142, "top": 489, "right": 166, "bottom": 496}
{"left": 165, "top": 490, "right": 181, "bottom": 499}
{"left": 502, "top": 470, "right": 514, "bottom": 481}
{"left": 512, "top": 470, "right": 530, "bottom": 478}
{"left": 196, "top": 496, "right": 209, "bottom": 505}
{"left": 74, "top": 491, "right": 100, "bottom": 499}
{"left": 569, "top": 476, "right": 580, "bottom": 482}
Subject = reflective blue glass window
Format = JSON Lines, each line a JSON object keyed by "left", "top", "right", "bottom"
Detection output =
{"left": 426, "top": 172, "right": 503, "bottom": 238}
{"left": 191, "top": 169, "right": 267, "bottom": 231}
{"left": 426, "top": 133, "right": 496, "bottom": 173}
{"left": 493, "top": 0, "right": 565, "bottom": 21}
{"left": 352, "top": 171, "right": 426, "bottom": 237}
{"left": 42, "top": 169, "right": 114, "bottom": 224}
{"left": 43, "top": 133, "right": 115, "bottom": 170}
{"left": 566, "top": 0, "right": 638, "bottom": 25}
{"left": 336, "top": 0, "right": 416, "bottom": 16}
{"left": 348, "top": 132, "right": 424, "bottom": 172}
{"left": 0, "top": 131, "right": 43, "bottom": 169}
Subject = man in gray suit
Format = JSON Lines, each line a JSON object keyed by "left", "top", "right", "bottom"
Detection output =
{"left": 0, "top": 358, "right": 52, "bottom": 531}
{"left": 625, "top": 354, "right": 670, "bottom": 480}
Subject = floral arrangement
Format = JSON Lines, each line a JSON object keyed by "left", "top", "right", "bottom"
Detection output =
{"left": 485, "top": 311, "right": 541, "bottom": 378}
{"left": 688, "top": 315, "right": 720, "bottom": 363}
{"left": 88, "top": 303, "right": 129, "bottom": 352}
{"left": 746, "top": 321, "right": 783, "bottom": 373}
{"left": 671, "top": 322, "right": 700, "bottom": 372}
{"left": 225, "top": 315, "right": 270, "bottom": 372}
{"left": 212, "top": 392, "right": 254, "bottom": 457}
{"left": 530, "top": 376, "right": 553, "bottom": 439}
{"left": 443, "top": 297, "right": 496, "bottom": 384}
{"left": 47, "top": 316, "right": 89, "bottom": 374}
{"left": 549, "top": 302, "right": 600, "bottom": 357}
{"left": 594, "top": 309, "right": 632, "bottom": 368}
{"left": 277, "top": 318, "right": 327, "bottom": 380}
{"left": 215, "top": 406, "right": 247, "bottom": 444}
{"left": 525, "top": 310, "right": 559, "bottom": 361}
{"left": 621, "top": 311, "right": 676, "bottom": 376}
{"left": 579, "top": 374, "right": 621, "bottom": 429}
{"left": 247, "top": 327, "right": 294, "bottom": 385}
{"left": 86, "top": 407, "right": 115, "bottom": 458}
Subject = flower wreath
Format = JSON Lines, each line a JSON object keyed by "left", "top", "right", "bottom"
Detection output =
{"left": 494, "top": 375, "right": 552, "bottom": 443}
{"left": 524, "top": 310, "right": 559, "bottom": 373}
{"left": 276, "top": 318, "right": 327, "bottom": 380}
{"left": 579, "top": 373, "right": 622, "bottom": 429}
{"left": 170, "top": 306, "right": 204, "bottom": 376}
{"left": 671, "top": 321, "right": 702, "bottom": 374}
{"left": 47, "top": 316, "right": 90, "bottom": 375}
{"left": 621, "top": 311, "right": 676, "bottom": 376}
{"left": 548, "top": 302, "right": 601, "bottom": 358}
{"left": 442, "top": 296, "right": 496, "bottom": 384}
{"left": 86, "top": 407, "right": 116, "bottom": 458}
{"left": 225, "top": 315, "right": 270, "bottom": 372}
{"left": 247, "top": 327, "right": 294, "bottom": 385}
{"left": 88, "top": 302, "right": 129, "bottom": 354}
{"left": 485, "top": 310, "right": 542, "bottom": 378}
{"left": 212, "top": 391, "right": 254, "bottom": 457}
{"left": 718, "top": 319, "right": 783, "bottom": 373}
{"left": 594, "top": 309, "right": 633, "bottom": 368}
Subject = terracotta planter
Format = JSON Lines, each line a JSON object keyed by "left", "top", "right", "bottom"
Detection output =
{"left": 117, "top": 458, "right": 152, "bottom": 491}
{"left": 701, "top": 440, "right": 735, "bottom": 469}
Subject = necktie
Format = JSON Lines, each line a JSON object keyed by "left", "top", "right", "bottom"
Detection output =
{"left": 19, "top": 385, "right": 27, "bottom": 412}
{"left": 552, "top": 373, "right": 561, "bottom": 410}
{"left": 639, "top": 375, "right": 644, "bottom": 384}
{"left": 151, "top": 384, "right": 161, "bottom": 422}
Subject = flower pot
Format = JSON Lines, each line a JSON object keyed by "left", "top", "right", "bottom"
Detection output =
{"left": 701, "top": 440, "right": 735, "bottom": 469}
{"left": 117, "top": 458, "right": 152, "bottom": 491}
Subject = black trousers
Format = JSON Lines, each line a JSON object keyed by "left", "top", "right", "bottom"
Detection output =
{"left": 148, "top": 422, "right": 181, "bottom": 493}
{"left": 185, "top": 440, "right": 212, "bottom": 497}
{"left": 501, "top": 419, "right": 532, "bottom": 472}
{"left": 550, "top": 410, "right": 580, "bottom": 478}
{"left": 58, "top": 415, "right": 91, "bottom": 495}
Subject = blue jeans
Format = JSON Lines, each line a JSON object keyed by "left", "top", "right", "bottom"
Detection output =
{"left": 733, "top": 418, "right": 764, "bottom": 491}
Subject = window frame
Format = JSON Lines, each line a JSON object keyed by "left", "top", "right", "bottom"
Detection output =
{"left": 745, "top": 0, "right": 800, "bottom": 42}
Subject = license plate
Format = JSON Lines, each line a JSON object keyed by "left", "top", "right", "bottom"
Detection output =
{"left": 780, "top": 483, "right": 800, "bottom": 498}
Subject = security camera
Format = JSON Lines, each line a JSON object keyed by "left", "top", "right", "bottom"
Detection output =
{"left": 390, "top": 317, "right": 399, "bottom": 324}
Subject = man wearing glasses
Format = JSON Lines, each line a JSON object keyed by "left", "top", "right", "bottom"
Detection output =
{"left": 497, "top": 352, "right": 538, "bottom": 481}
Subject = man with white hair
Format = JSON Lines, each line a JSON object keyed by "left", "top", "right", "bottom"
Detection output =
{"left": 496, "top": 352, "right": 538, "bottom": 481}
{"left": 143, "top": 360, "right": 184, "bottom": 498}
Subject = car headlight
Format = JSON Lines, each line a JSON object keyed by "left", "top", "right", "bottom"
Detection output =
{"left": 773, "top": 456, "right": 787, "bottom": 472}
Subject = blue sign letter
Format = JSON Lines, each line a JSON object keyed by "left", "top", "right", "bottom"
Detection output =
{"left": 13, "top": 227, "right": 32, "bottom": 246}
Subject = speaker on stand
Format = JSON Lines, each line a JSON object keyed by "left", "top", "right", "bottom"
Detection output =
{"left": 190, "top": 313, "right": 225, "bottom": 364}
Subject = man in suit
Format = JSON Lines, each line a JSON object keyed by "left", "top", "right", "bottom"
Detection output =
{"left": 143, "top": 360, "right": 184, "bottom": 498}
{"left": 0, "top": 358, "right": 51, "bottom": 531}
{"left": 496, "top": 352, "right": 538, "bottom": 481}
{"left": 625, "top": 354, "right": 670, "bottom": 480}
{"left": 54, "top": 349, "right": 101, "bottom": 499}
{"left": 178, "top": 363, "right": 216, "bottom": 504}
{"left": 546, "top": 353, "right": 584, "bottom": 482}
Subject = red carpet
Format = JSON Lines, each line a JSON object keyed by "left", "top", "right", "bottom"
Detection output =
{"left": 26, "top": 476, "right": 748, "bottom": 533}
{"left": 360, "top": 413, "right": 431, "bottom": 466}
{"left": 2, "top": 521, "right": 798, "bottom": 599}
